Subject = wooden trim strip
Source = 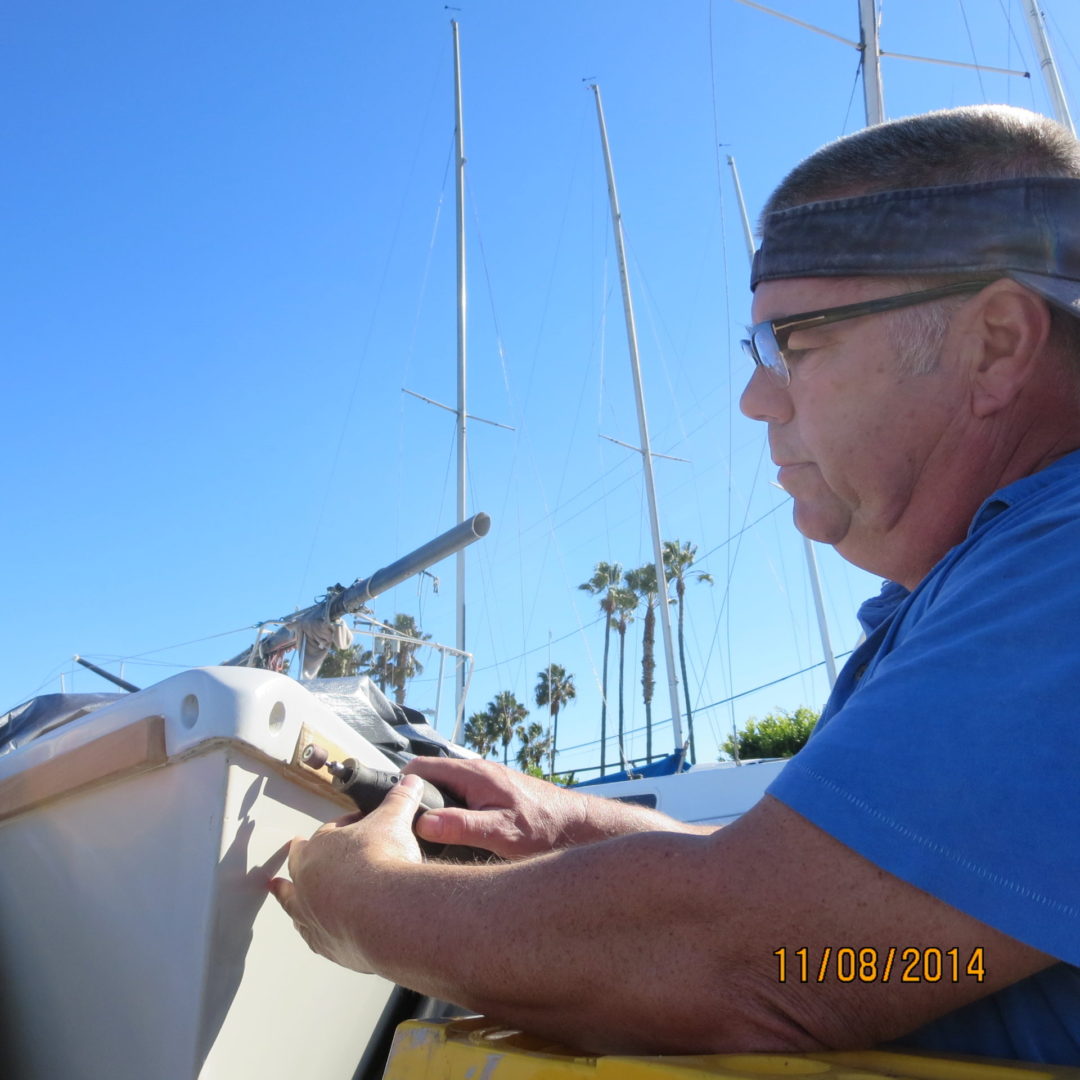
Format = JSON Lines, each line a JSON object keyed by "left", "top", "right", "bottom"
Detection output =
{"left": 0, "top": 715, "right": 168, "bottom": 823}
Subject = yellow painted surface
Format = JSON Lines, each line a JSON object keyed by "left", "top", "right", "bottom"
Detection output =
{"left": 382, "top": 1018, "right": 1080, "bottom": 1080}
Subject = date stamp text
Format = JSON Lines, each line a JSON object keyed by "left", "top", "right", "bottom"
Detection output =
{"left": 774, "top": 946, "right": 986, "bottom": 984}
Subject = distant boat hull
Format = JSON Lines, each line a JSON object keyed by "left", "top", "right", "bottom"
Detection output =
{"left": 588, "top": 758, "right": 788, "bottom": 826}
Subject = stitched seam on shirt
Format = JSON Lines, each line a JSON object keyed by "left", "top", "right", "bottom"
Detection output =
{"left": 797, "top": 763, "right": 1080, "bottom": 919}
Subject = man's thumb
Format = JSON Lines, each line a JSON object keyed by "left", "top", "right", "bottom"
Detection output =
{"left": 377, "top": 771, "right": 425, "bottom": 819}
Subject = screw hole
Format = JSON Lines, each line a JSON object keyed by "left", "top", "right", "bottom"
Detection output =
{"left": 180, "top": 694, "right": 199, "bottom": 729}
{"left": 268, "top": 701, "right": 286, "bottom": 733}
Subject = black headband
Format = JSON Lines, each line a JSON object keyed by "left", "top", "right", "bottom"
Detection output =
{"left": 751, "top": 177, "right": 1080, "bottom": 316}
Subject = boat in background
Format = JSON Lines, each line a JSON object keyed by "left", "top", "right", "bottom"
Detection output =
{"left": 582, "top": 756, "right": 787, "bottom": 825}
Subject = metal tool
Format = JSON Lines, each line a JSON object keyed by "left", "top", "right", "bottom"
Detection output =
{"left": 302, "top": 743, "right": 485, "bottom": 862}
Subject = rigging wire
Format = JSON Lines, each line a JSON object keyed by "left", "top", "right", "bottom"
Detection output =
{"left": 460, "top": 97, "right": 609, "bottom": 710}
{"left": 293, "top": 54, "right": 449, "bottom": 610}
{"left": 466, "top": 188, "right": 513, "bottom": 399}
{"left": 625, "top": 245, "right": 692, "bottom": 446}
{"left": 1041, "top": 2, "right": 1080, "bottom": 97}
{"left": 956, "top": 0, "right": 989, "bottom": 101}
{"left": 695, "top": 436, "right": 771, "bottom": 718}
{"left": 469, "top": 614, "right": 605, "bottom": 675}
{"left": 14, "top": 621, "right": 267, "bottom": 703}
{"left": 709, "top": 0, "right": 745, "bottom": 757}
{"left": 469, "top": 94, "right": 613, "bottom": 711}
{"left": 841, "top": 55, "right": 865, "bottom": 133}
{"left": 996, "top": 0, "right": 1035, "bottom": 110}
{"left": 13, "top": 661, "right": 77, "bottom": 706}
{"left": 118, "top": 624, "right": 259, "bottom": 659}
{"left": 557, "top": 648, "right": 854, "bottom": 758}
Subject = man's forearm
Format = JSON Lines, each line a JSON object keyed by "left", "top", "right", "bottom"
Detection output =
{"left": 280, "top": 787, "right": 1048, "bottom": 1059}
{"left": 361, "top": 829, "right": 783, "bottom": 1055}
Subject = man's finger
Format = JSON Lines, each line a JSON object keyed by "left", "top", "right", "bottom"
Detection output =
{"left": 370, "top": 771, "right": 425, "bottom": 822}
{"left": 415, "top": 806, "right": 477, "bottom": 845}
{"left": 415, "top": 806, "right": 506, "bottom": 851}
{"left": 269, "top": 876, "right": 295, "bottom": 912}
{"left": 404, "top": 756, "right": 476, "bottom": 799}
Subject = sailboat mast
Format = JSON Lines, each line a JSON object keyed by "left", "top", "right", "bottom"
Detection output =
{"left": 1022, "top": 0, "right": 1076, "bottom": 136}
{"left": 452, "top": 20, "right": 469, "bottom": 722}
{"left": 590, "top": 84, "right": 685, "bottom": 755}
{"left": 728, "top": 155, "right": 838, "bottom": 690}
{"left": 857, "top": 0, "right": 885, "bottom": 125}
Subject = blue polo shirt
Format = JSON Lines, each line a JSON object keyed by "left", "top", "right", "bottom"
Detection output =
{"left": 768, "top": 449, "right": 1080, "bottom": 1065}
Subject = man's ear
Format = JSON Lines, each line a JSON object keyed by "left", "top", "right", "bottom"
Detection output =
{"left": 958, "top": 280, "right": 1051, "bottom": 418}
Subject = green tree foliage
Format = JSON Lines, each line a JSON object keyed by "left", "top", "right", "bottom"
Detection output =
{"left": 578, "top": 562, "right": 622, "bottom": 776}
{"left": 463, "top": 709, "right": 502, "bottom": 759}
{"left": 534, "top": 663, "right": 576, "bottom": 776}
{"left": 721, "top": 707, "right": 819, "bottom": 761}
{"left": 610, "top": 586, "right": 638, "bottom": 769}
{"left": 515, "top": 720, "right": 553, "bottom": 773}
{"left": 663, "top": 540, "right": 713, "bottom": 764}
{"left": 316, "top": 642, "right": 366, "bottom": 678}
{"left": 360, "top": 614, "right": 431, "bottom": 705}
{"left": 624, "top": 564, "right": 664, "bottom": 762}
{"left": 579, "top": 544, "right": 709, "bottom": 773}
{"left": 467, "top": 691, "right": 529, "bottom": 767}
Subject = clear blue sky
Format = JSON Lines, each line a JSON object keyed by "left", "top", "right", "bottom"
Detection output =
{"left": 5, "top": 1, "right": 1079, "bottom": 772}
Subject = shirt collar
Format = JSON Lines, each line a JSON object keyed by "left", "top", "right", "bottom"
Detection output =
{"left": 967, "top": 446, "right": 1080, "bottom": 536}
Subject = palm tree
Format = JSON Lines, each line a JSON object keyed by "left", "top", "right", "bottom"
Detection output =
{"left": 534, "top": 663, "right": 576, "bottom": 776}
{"left": 360, "top": 645, "right": 391, "bottom": 694}
{"left": 485, "top": 691, "right": 529, "bottom": 767}
{"left": 579, "top": 561, "right": 622, "bottom": 776}
{"left": 662, "top": 540, "right": 713, "bottom": 764}
{"left": 515, "top": 720, "right": 553, "bottom": 773}
{"left": 463, "top": 709, "right": 501, "bottom": 758}
{"left": 624, "top": 564, "right": 663, "bottom": 763}
{"left": 362, "top": 614, "right": 431, "bottom": 706}
{"left": 610, "top": 586, "right": 638, "bottom": 770}
{"left": 316, "top": 642, "right": 365, "bottom": 678}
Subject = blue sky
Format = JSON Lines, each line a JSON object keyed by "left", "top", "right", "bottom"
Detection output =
{"left": 5, "top": 1, "right": 1079, "bottom": 773}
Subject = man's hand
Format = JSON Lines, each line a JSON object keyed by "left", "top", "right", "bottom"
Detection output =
{"left": 404, "top": 757, "right": 711, "bottom": 858}
{"left": 269, "top": 773, "right": 426, "bottom": 972}
{"left": 404, "top": 757, "right": 585, "bottom": 858}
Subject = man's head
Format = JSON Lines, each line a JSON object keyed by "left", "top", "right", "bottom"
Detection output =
{"left": 740, "top": 106, "right": 1080, "bottom": 587}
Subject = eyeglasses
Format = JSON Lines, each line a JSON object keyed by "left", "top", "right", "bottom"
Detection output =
{"left": 741, "top": 280, "right": 992, "bottom": 386}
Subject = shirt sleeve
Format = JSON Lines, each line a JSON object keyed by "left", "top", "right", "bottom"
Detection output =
{"left": 767, "top": 497, "right": 1080, "bottom": 964}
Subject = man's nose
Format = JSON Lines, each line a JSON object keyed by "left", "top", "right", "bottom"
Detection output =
{"left": 739, "top": 364, "right": 793, "bottom": 423}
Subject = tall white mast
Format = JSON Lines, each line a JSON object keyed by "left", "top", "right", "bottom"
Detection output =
{"left": 1022, "top": 1, "right": 1076, "bottom": 135}
{"left": 728, "top": 157, "right": 839, "bottom": 690}
{"left": 452, "top": 20, "right": 469, "bottom": 723}
{"left": 857, "top": 0, "right": 885, "bottom": 125}
{"left": 590, "top": 84, "right": 686, "bottom": 757}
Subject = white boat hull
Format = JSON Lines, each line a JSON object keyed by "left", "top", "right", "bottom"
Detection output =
{"left": 0, "top": 667, "right": 400, "bottom": 1080}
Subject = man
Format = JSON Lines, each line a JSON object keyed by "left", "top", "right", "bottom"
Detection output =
{"left": 271, "top": 106, "right": 1080, "bottom": 1064}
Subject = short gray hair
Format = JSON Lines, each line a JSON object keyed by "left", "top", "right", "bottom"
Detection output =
{"left": 763, "top": 105, "right": 1080, "bottom": 217}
